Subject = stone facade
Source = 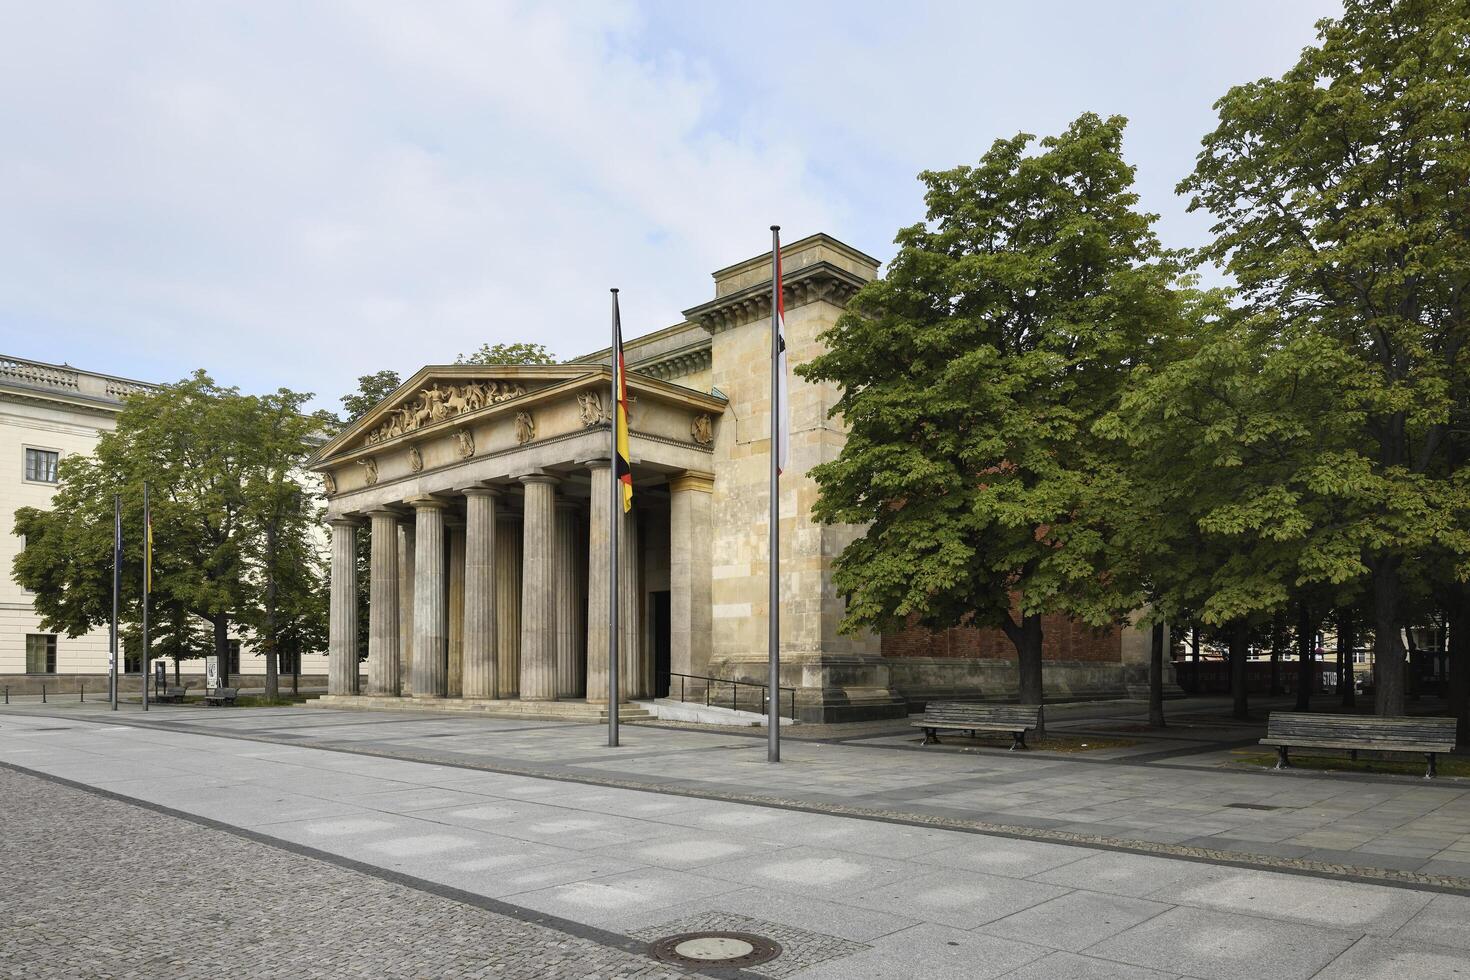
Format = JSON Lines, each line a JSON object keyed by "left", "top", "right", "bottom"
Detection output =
{"left": 312, "top": 234, "right": 1161, "bottom": 722}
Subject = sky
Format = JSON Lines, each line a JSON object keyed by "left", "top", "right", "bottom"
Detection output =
{"left": 0, "top": 1, "right": 1342, "bottom": 413}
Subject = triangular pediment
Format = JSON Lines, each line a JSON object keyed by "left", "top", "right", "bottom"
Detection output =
{"left": 314, "top": 364, "right": 599, "bottom": 463}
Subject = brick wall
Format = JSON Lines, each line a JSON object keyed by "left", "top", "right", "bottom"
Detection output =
{"left": 883, "top": 613, "right": 1122, "bottom": 664}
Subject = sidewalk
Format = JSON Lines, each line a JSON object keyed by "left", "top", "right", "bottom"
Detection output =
{"left": 3, "top": 709, "right": 1468, "bottom": 979}
{"left": 6, "top": 697, "right": 1469, "bottom": 888}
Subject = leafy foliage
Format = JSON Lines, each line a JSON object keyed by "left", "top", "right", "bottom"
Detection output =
{"left": 456, "top": 342, "right": 557, "bottom": 366}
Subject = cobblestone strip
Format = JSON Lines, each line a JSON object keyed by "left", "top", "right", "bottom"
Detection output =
{"left": 23, "top": 712, "right": 1470, "bottom": 898}
{"left": 0, "top": 765, "right": 730, "bottom": 980}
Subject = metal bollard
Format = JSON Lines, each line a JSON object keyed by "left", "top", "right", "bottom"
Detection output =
{"left": 80, "top": 682, "right": 85, "bottom": 702}
{"left": 42, "top": 684, "right": 47, "bottom": 704}
{"left": 3, "top": 686, "right": 7, "bottom": 704}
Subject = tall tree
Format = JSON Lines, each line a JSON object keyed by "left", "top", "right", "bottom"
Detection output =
{"left": 1180, "top": 0, "right": 1470, "bottom": 715}
{"left": 456, "top": 342, "right": 557, "bottom": 365}
{"left": 340, "top": 370, "right": 402, "bottom": 424}
{"left": 799, "top": 114, "right": 1178, "bottom": 721}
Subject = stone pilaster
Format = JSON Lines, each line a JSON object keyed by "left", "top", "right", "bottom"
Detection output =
{"left": 621, "top": 505, "right": 642, "bottom": 700}
{"left": 447, "top": 516, "right": 465, "bottom": 697}
{"left": 366, "top": 509, "right": 400, "bottom": 696}
{"left": 669, "top": 472, "right": 714, "bottom": 682}
{"left": 554, "top": 498, "right": 585, "bottom": 698}
{"left": 495, "top": 511, "right": 522, "bottom": 698}
{"left": 461, "top": 487, "right": 499, "bottom": 700}
{"left": 411, "top": 498, "right": 448, "bottom": 698}
{"left": 519, "top": 474, "right": 559, "bottom": 700}
{"left": 397, "top": 521, "right": 415, "bottom": 695}
{"left": 584, "top": 460, "right": 612, "bottom": 704}
{"left": 328, "top": 518, "right": 361, "bottom": 697}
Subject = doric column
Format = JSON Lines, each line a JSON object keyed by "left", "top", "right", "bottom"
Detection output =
{"left": 519, "top": 474, "right": 559, "bottom": 700}
{"left": 461, "top": 486, "right": 499, "bottom": 699}
{"left": 397, "top": 521, "right": 415, "bottom": 695}
{"left": 410, "top": 497, "right": 448, "bottom": 698}
{"left": 447, "top": 515, "right": 466, "bottom": 697}
{"left": 328, "top": 518, "right": 361, "bottom": 697}
{"left": 669, "top": 472, "right": 714, "bottom": 684}
{"left": 585, "top": 460, "right": 612, "bottom": 704}
{"left": 495, "top": 511, "right": 522, "bottom": 698}
{"left": 554, "top": 499, "right": 585, "bottom": 698}
{"left": 621, "top": 506, "right": 642, "bottom": 700}
{"left": 366, "top": 509, "right": 401, "bottom": 696}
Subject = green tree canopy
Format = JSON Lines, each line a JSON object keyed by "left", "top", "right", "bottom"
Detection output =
{"left": 798, "top": 113, "right": 1181, "bottom": 713}
{"left": 1178, "top": 0, "right": 1470, "bottom": 714}
{"left": 12, "top": 371, "right": 333, "bottom": 690}
{"left": 340, "top": 369, "right": 402, "bottom": 425}
{"left": 456, "top": 342, "right": 557, "bottom": 365}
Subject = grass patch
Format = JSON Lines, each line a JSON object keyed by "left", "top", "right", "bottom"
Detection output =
{"left": 1232, "top": 750, "right": 1470, "bottom": 778}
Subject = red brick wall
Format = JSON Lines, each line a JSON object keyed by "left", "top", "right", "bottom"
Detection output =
{"left": 883, "top": 613, "right": 1122, "bottom": 663}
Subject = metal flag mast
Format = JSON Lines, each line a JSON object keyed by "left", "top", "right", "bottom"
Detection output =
{"left": 769, "top": 225, "right": 782, "bottom": 762}
{"left": 109, "top": 492, "right": 120, "bottom": 711}
{"left": 142, "top": 482, "right": 150, "bottom": 712}
{"left": 608, "top": 287, "right": 621, "bottom": 749}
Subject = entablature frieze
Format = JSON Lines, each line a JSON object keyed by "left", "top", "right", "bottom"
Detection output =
{"left": 682, "top": 261, "right": 867, "bottom": 336}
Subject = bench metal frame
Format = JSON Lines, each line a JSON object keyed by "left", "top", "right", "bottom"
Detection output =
{"left": 912, "top": 702, "right": 1041, "bottom": 752}
{"left": 1261, "top": 712, "right": 1456, "bottom": 780}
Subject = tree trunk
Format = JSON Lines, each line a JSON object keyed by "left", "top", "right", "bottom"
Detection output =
{"left": 1192, "top": 624, "right": 1200, "bottom": 663}
{"left": 1295, "top": 602, "right": 1316, "bottom": 712}
{"left": 1148, "top": 621, "right": 1166, "bottom": 728}
{"left": 173, "top": 655, "right": 181, "bottom": 686}
{"left": 1372, "top": 559, "right": 1405, "bottom": 716}
{"left": 1269, "top": 617, "right": 1284, "bottom": 696}
{"left": 213, "top": 616, "right": 230, "bottom": 687}
{"left": 1449, "top": 592, "right": 1469, "bottom": 747}
{"left": 1229, "top": 619, "right": 1250, "bottom": 721}
{"left": 1002, "top": 612, "right": 1046, "bottom": 736}
{"left": 1338, "top": 607, "right": 1356, "bottom": 709}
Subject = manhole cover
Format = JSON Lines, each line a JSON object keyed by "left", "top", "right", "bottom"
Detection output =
{"left": 649, "top": 931, "right": 782, "bottom": 968}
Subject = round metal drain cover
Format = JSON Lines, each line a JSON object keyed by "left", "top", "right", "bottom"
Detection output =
{"left": 649, "top": 931, "right": 783, "bottom": 968}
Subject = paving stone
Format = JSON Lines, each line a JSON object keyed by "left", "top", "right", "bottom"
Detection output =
{"left": 977, "top": 890, "right": 1172, "bottom": 951}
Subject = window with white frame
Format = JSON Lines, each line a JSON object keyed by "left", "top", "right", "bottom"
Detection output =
{"left": 24, "top": 447, "right": 59, "bottom": 483}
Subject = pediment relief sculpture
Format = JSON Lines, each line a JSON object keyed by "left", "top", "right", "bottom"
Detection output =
{"left": 360, "top": 457, "right": 379, "bottom": 486}
{"left": 577, "top": 390, "right": 605, "bottom": 428}
{"left": 454, "top": 428, "right": 475, "bottom": 459}
{"left": 322, "top": 472, "right": 336, "bottom": 495}
{"left": 691, "top": 413, "right": 713, "bottom": 447}
{"left": 514, "top": 411, "right": 536, "bottom": 445}
{"left": 408, "top": 446, "right": 424, "bottom": 473}
{"left": 364, "top": 380, "right": 529, "bottom": 447}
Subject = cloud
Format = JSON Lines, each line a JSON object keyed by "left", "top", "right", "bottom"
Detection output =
{"left": 0, "top": 1, "right": 838, "bottom": 408}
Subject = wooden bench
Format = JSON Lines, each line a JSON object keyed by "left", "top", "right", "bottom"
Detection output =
{"left": 203, "top": 687, "right": 239, "bottom": 707}
{"left": 1261, "top": 712, "right": 1457, "bottom": 779}
{"left": 153, "top": 686, "right": 188, "bottom": 704}
{"left": 912, "top": 702, "right": 1042, "bottom": 751}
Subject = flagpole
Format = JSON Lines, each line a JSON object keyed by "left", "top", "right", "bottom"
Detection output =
{"left": 609, "top": 287, "right": 621, "bottom": 749}
{"left": 110, "top": 493, "right": 120, "bottom": 711}
{"left": 769, "top": 225, "right": 781, "bottom": 763}
{"left": 142, "top": 482, "right": 150, "bottom": 712}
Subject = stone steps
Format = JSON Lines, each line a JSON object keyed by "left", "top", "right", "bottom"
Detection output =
{"left": 311, "top": 694, "right": 652, "bottom": 723}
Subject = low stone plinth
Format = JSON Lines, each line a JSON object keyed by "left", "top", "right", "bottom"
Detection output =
{"left": 310, "top": 694, "right": 651, "bottom": 723}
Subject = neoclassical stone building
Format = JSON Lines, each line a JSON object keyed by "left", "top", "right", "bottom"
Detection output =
{"left": 312, "top": 234, "right": 1161, "bottom": 722}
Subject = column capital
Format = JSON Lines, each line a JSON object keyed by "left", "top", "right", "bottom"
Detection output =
{"left": 406, "top": 494, "right": 449, "bottom": 511}
{"left": 364, "top": 506, "right": 405, "bottom": 520}
{"left": 577, "top": 455, "right": 612, "bottom": 471}
{"left": 461, "top": 484, "right": 502, "bottom": 499}
{"left": 517, "top": 471, "right": 561, "bottom": 487}
{"left": 669, "top": 470, "right": 715, "bottom": 494}
{"left": 328, "top": 515, "right": 365, "bottom": 528}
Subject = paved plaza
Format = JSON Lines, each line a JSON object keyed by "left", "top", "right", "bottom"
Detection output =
{"left": 3, "top": 701, "right": 1470, "bottom": 978}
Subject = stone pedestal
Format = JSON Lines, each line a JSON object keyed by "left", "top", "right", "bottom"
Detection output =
{"left": 366, "top": 510, "right": 400, "bottom": 696}
{"left": 411, "top": 498, "right": 448, "bottom": 698}
{"left": 328, "top": 518, "right": 361, "bottom": 697}
{"left": 519, "top": 474, "right": 559, "bottom": 700}
{"left": 554, "top": 499, "right": 585, "bottom": 698}
{"left": 461, "top": 487, "right": 498, "bottom": 699}
{"left": 495, "top": 511, "right": 522, "bottom": 698}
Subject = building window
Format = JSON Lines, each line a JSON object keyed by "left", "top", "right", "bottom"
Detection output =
{"left": 227, "top": 639, "right": 241, "bottom": 675}
{"left": 26, "top": 634, "right": 57, "bottom": 674}
{"left": 24, "top": 448, "right": 60, "bottom": 483}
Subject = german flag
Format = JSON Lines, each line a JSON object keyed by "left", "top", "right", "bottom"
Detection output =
{"left": 613, "top": 291, "right": 633, "bottom": 512}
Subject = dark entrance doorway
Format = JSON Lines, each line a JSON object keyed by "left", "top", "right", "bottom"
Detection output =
{"left": 653, "top": 590, "right": 671, "bottom": 697}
